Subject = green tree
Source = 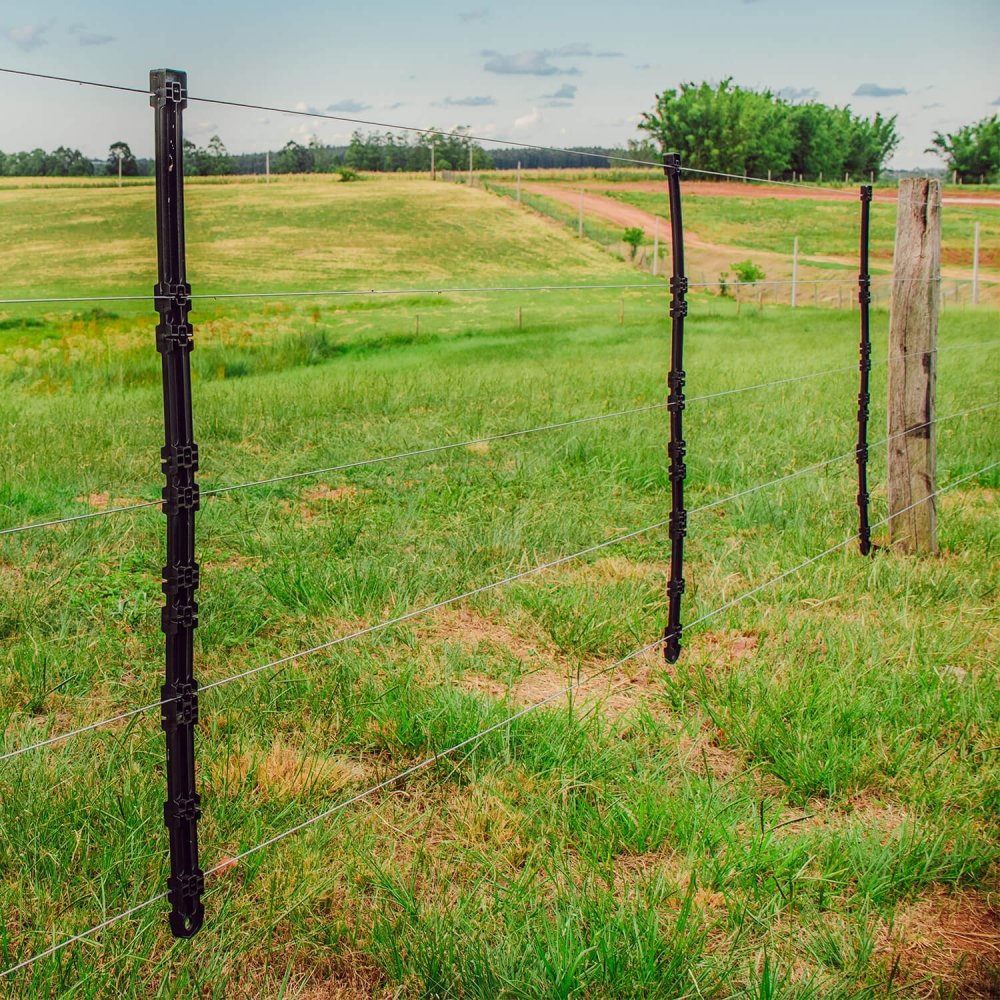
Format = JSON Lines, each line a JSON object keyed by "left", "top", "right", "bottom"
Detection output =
{"left": 307, "top": 135, "right": 338, "bottom": 173}
{"left": 106, "top": 141, "right": 138, "bottom": 177}
{"left": 928, "top": 115, "right": 1000, "bottom": 183}
{"left": 205, "top": 135, "right": 234, "bottom": 175}
{"left": 273, "top": 139, "right": 314, "bottom": 173}
{"left": 639, "top": 80, "right": 898, "bottom": 181}
{"left": 48, "top": 146, "right": 94, "bottom": 176}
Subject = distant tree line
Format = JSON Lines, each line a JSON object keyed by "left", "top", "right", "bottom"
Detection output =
{"left": 0, "top": 146, "right": 97, "bottom": 176}
{"left": 3, "top": 101, "right": 994, "bottom": 183}
{"left": 639, "top": 79, "right": 900, "bottom": 180}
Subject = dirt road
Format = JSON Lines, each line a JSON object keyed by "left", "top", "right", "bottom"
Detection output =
{"left": 527, "top": 183, "right": 994, "bottom": 295}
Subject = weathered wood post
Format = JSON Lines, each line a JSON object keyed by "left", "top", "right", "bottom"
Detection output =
{"left": 887, "top": 178, "right": 940, "bottom": 553}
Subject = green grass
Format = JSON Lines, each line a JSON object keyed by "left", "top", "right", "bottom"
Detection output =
{"left": 0, "top": 178, "right": 998, "bottom": 999}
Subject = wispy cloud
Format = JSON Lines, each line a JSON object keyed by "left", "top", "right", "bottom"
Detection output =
{"left": 440, "top": 95, "right": 496, "bottom": 107}
{"left": 543, "top": 84, "right": 577, "bottom": 101}
{"left": 634, "top": 63, "right": 651, "bottom": 71}
{"left": 326, "top": 99, "right": 372, "bottom": 113}
{"left": 459, "top": 7, "right": 489, "bottom": 21}
{"left": 483, "top": 44, "right": 621, "bottom": 76}
{"left": 778, "top": 86, "right": 818, "bottom": 101}
{"left": 853, "top": 83, "right": 908, "bottom": 98}
{"left": 4, "top": 23, "right": 50, "bottom": 51}
{"left": 483, "top": 49, "right": 580, "bottom": 76}
{"left": 69, "top": 22, "right": 114, "bottom": 46}
{"left": 541, "top": 83, "right": 576, "bottom": 108}
{"left": 992, "top": 96, "right": 1000, "bottom": 106}
{"left": 922, "top": 102, "right": 943, "bottom": 110}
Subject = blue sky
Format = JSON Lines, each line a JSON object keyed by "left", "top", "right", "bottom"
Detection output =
{"left": 1, "top": 0, "right": 997, "bottom": 168}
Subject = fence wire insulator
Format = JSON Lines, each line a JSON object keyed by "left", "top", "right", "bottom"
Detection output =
{"left": 151, "top": 67, "right": 205, "bottom": 939}
{"left": 663, "top": 153, "right": 688, "bottom": 663}
{"left": 856, "top": 185, "right": 875, "bottom": 557}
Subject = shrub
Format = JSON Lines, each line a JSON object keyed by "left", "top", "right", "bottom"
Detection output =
{"left": 731, "top": 259, "right": 766, "bottom": 284}
{"left": 622, "top": 226, "right": 644, "bottom": 259}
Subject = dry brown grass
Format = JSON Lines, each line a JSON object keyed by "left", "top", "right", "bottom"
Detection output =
{"left": 879, "top": 887, "right": 1000, "bottom": 997}
{"left": 208, "top": 740, "right": 371, "bottom": 803}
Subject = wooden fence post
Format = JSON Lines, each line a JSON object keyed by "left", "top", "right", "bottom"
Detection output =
{"left": 887, "top": 178, "right": 940, "bottom": 553}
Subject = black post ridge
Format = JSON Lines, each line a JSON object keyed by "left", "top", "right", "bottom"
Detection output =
{"left": 151, "top": 68, "right": 204, "bottom": 938}
{"left": 663, "top": 153, "right": 687, "bottom": 663}
{"left": 856, "top": 185, "right": 874, "bottom": 556}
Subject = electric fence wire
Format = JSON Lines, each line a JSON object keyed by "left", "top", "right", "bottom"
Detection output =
{"left": 2, "top": 458, "right": 995, "bottom": 983}
{"left": 2, "top": 401, "right": 995, "bottom": 766}
{"left": 2, "top": 361, "right": 995, "bottom": 541}
{"left": 0, "top": 275, "right": 985, "bottom": 307}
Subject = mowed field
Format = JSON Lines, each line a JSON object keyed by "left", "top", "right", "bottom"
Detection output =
{"left": 0, "top": 175, "right": 998, "bottom": 999}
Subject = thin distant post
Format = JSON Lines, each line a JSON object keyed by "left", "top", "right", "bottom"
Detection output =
{"left": 653, "top": 216, "right": 660, "bottom": 276}
{"left": 972, "top": 222, "right": 980, "bottom": 306}
{"left": 265, "top": 150, "right": 270, "bottom": 183}
{"left": 791, "top": 236, "right": 799, "bottom": 307}
{"left": 516, "top": 160, "right": 521, "bottom": 202}
{"left": 578, "top": 188, "right": 584, "bottom": 237}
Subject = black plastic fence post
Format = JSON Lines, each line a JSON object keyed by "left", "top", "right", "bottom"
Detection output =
{"left": 856, "top": 185, "right": 874, "bottom": 556}
{"left": 663, "top": 153, "right": 687, "bottom": 663}
{"left": 151, "top": 68, "right": 204, "bottom": 938}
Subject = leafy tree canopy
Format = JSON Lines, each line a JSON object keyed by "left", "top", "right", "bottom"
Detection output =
{"left": 639, "top": 79, "right": 899, "bottom": 180}
{"left": 928, "top": 115, "right": 1000, "bottom": 183}
{"left": 107, "top": 141, "right": 138, "bottom": 176}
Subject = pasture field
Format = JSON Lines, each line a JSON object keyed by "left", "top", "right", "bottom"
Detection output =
{"left": 598, "top": 189, "right": 1000, "bottom": 269}
{"left": 0, "top": 177, "right": 998, "bottom": 998}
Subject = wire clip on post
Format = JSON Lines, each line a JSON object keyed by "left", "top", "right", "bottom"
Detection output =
{"left": 151, "top": 68, "right": 204, "bottom": 938}
{"left": 663, "top": 153, "right": 688, "bottom": 663}
{"left": 856, "top": 186, "right": 874, "bottom": 556}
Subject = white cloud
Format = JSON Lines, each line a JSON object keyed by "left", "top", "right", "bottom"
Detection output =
{"left": 5, "top": 24, "right": 50, "bottom": 51}
{"left": 514, "top": 108, "right": 543, "bottom": 130}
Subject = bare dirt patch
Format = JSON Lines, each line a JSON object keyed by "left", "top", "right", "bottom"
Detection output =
{"left": 425, "top": 607, "right": 556, "bottom": 665}
{"left": 294, "top": 952, "right": 396, "bottom": 1000}
{"left": 879, "top": 887, "right": 1000, "bottom": 997}
{"left": 74, "top": 491, "right": 145, "bottom": 511}
{"left": 459, "top": 657, "right": 671, "bottom": 722}
{"left": 685, "top": 629, "right": 761, "bottom": 674}
{"left": 303, "top": 484, "right": 362, "bottom": 503}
